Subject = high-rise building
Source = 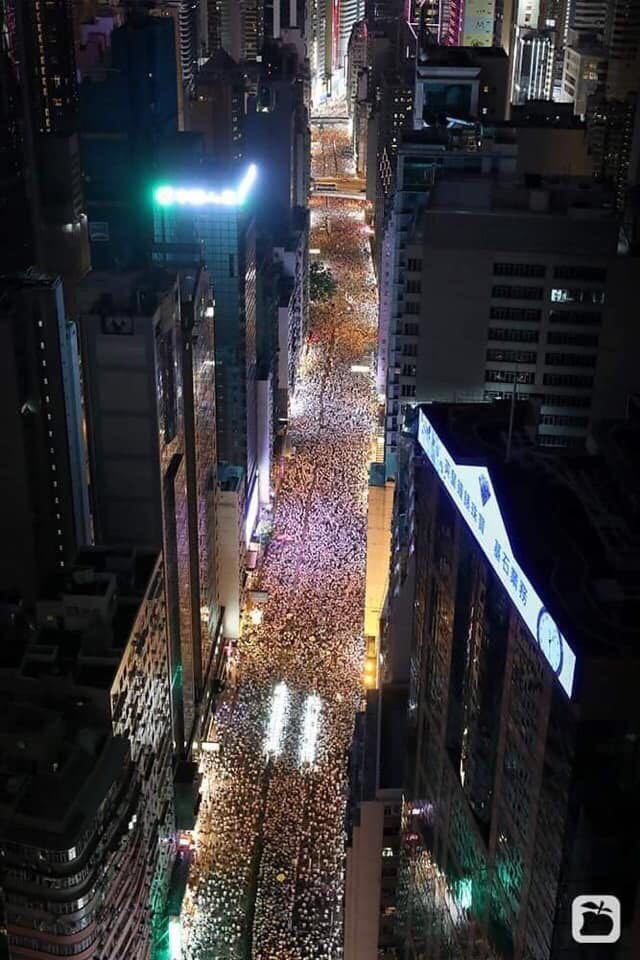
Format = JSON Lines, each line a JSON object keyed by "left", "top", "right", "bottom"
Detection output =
{"left": 0, "top": 547, "right": 175, "bottom": 960}
{"left": 387, "top": 400, "right": 640, "bottom": 959}
{"left": 344, "top": 687, "right": 406, "bottom": 960}
{"left": 219, "top": 0, "right": 264, "bottom": 63}
{"left": 187, "top": 49, "right": 245, "bottom": 164}
{"left": 151, "top": 163, "right": 261, "bottom": 535}
{"left": 18, "top": 0, "right": 78, "bottom": 135}
{"left": 79, "top": 12, "right": 179, "bottom": 269}
{"left": 0, "top": 272, "right": 90, "bottom": 602}
{"left": 511, "top": 28, "right": 555, "bottom": 105}
{"left": 380, "top": 131, "right": 640, "bottom": 472}
{"left": 0, "top": 0, "right": 33, "bottom": 271}
{"left": 244, "top": 38, "right": 311, "bottom": 225}
{"left": 76, "top": 267, "right": 224, "bottom": 756}
{"left": 1, "top": 1, "right": 90, "bottom": 302}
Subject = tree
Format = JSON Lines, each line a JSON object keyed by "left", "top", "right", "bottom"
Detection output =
{"left": 309, "top": 261, "right": 337, "bottom": 302}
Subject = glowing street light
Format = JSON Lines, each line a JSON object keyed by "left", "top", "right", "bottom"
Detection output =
{"left": 169, "top": 917, "right": 182, "bottom": 959}
{"left": 298, "top": 694, "right": 321, "bottom": 767}
{"left": 264, "top": 681, "right": 290, "bottom": 757}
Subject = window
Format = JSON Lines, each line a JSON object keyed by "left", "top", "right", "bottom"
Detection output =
{"left": 402, "top": 363, "right": 416, "bottom": 377}
{"left": 228, "top": 253, "right": 235, "bottom": 278}
{"left": 403, "top": 322, "right": 419, "bottom": 335}
{"left": 493, "top": 262, "right": 546, "bottom": 278}
{"left": 540, "top": 413, "right": 589, "bottom": 428}
{"left": 407, "top": 258, "right": 422, "bottom": 272}
{"left": 401, "top": 383, "right": 416, "bottom": 397}
{"left": 549, "top": 310, "right": 602, "bottom": 325}
{"left": 490, "top": 306, "right": 541, "bottom": 323}
{"left": 402, "top": 343, "right": 418, "bottom": 357}
{"left": 405, "top": 302, "right": 420, "bottom": 315}
{"left": 543, "top": 373, "right": 593, "bottom": 388}
{"left": 492, "top": 285, "right": 543, "bottom": 300}
{"left": 542, "top": 393, "right": 591, "bottom": 408}
{"left": 406, "top": 279, "right": 421, "bottom": 294}
{"left": 488, "top": 328, "right": 539, "bottom": 343}
{"left": 486, "top": 348, "right": 537, "bottom": 364}
{"left": 486, "top": 370, "right": 535, "bottom": 384}
{"left": 547, "top": 331, "right": 598, "bottom": 347}
{"left": 545, "top": 352, "right": 596, "bottom": 368}
{"left": 551, "top": 287, "right": 605, "bottom": 304}
{"left": 553, "top": 265, "right": 606, "bottom": 282}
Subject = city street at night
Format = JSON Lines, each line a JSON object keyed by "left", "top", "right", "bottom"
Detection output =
{"left": 181, "top": 119, "right": 378, "bottom": 959}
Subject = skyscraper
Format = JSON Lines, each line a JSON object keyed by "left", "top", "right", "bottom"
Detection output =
{"left": 152, "top": 164, "right": 261, "bottom": 533}
{"left": 0, "top": 547, "right": 175, "bottom": 960}
{"left": 79, "top": 11, "right": 179, "bottom": 269}
{"left": 388, "top": 400, "right": 640, "bottom": 959}
{"left": 77, "top": 266, "right": 224, "bottom": 757}
{"left": 0, "top": 272, "right": 90, "bottom": 602}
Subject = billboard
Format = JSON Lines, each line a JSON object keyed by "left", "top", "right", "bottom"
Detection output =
{"left": 418, "top": 410, "right": 576, "bottom": 697}
{"left": 462, "top": 0, "right": 496, "bottom": 46}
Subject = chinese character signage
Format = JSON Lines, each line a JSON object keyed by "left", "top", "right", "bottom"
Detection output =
{"left": 418, "top": 410, "right": 576, "bottom": 697}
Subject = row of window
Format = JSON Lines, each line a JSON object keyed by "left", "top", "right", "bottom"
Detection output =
{"left": 540, "top": 414, "right": 589, "bottom": 428}
{"left": 547, "top": 330, "right": 598, "bottom": 347}
{"left": 493, "top": 262, "right": 546, "bottom": 277}
{"left": 486, "top": 370, "right": 594, "bottom": 388}
{"left": 486, "top": 349, "right": 597, "bottom": 368}
{"left": 493, "top": 263, "right": 607, "bottom": 282}
{"left": 492, "top": 285, "right": 606, "bottom": 305}
{"left": 488, "top": 327, "right": 598, "bottom": 348}
{"left": 490, "top": 306, "right": 541, "bottom": 323}
{"left": 488, "top": 327, "right": 539, "bottom": 343}
{"left": 487, "top": 390, "right": 592, "bottom": 409}
{"left": 549, "top": 309, "right": 602, "bottom": 325}
{"left": 486, "top": 349, "right": 537, "bottom": 365}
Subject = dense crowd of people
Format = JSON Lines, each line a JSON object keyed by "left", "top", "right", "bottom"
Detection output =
{"left": 182, "top": 121, "right": 378, "bottom": 959}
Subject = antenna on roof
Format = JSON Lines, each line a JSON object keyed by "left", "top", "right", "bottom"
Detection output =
{"left": 505, "top": 373, "right": 517, "bottom": 463}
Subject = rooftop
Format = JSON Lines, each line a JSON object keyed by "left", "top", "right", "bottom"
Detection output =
{"left": 76, "top": 267, "right": 177, "bottom": 316}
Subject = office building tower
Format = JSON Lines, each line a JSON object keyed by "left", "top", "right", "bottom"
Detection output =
{"left": 79, "top": 12, "right": 179, "bottom": 269}
{"left": 0, "top": 0, "right": 33, "bottom": 271}
{"left": 602, "top": 0, "right": 640, "bottom": 101}
{"left": 587, "top": 93, "right": 637, "bottom": 212}
{"left": 380, "top": 131, "right": 640, "bottom": 473}
{"left": 187, "top": 49, "right": 245, "bottom": 164}
{"left": 219, "top": 0, "right": 264, "bottom": 63}
{"left": 152, "top": 163, "right": 261, "bottom": 537}
{"left": 2, "top": 1, "right": 90, "bottom": 300}
{"left": 0, "top": 547, "right": 175, "bottom": 960}
{"left": 388, "top": 400, "right": 640, "bottom": 959}
{"left": 344, "top": 687, "right": 406, "bottom": 960}
{"left": 76, "top": 267, "right": 224, "bottom": 756}
{"left": 18, "top": 0, "right": 78, "bottom": 135}
{"left": 0, "top": 272, "right": 90, "bottom": 603}
{"left": 569, "top": 0, "right": 607, "bottom": 34}
{"left": 511, "top": 28, "right": 555, "bottom": 105}
{"left": 245, "top": 39, "right": 311, "bottom": 226}
{"left": 560, "top": 32, "right": 607, "bottom": 115}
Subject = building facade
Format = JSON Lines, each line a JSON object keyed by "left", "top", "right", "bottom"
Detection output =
{"left": 0, "top": 272, "right": 90, "bottom": 602}
{"left": 0, "top": 548, "right": 175, "bottom": 960}
{"left": 389, "top": 401, "right": 640, "bottom": 960}
{"left": 77, "top": 267, "right": 224, "bottom": 756}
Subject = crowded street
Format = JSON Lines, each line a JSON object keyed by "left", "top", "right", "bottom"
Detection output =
{"left": 181, "top": 117, "right": 378, "bottom": 959}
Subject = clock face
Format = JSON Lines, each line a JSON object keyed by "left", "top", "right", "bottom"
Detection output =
{"left": 536, "top": 609, "right": 563, "bottom": 675}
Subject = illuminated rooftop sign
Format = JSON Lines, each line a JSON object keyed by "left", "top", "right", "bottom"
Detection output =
{"left": 154, "top": 164, "right": 258, "bottom": 208}
{"left": 418, "top": 409, "right": 576, "bottom": 697}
